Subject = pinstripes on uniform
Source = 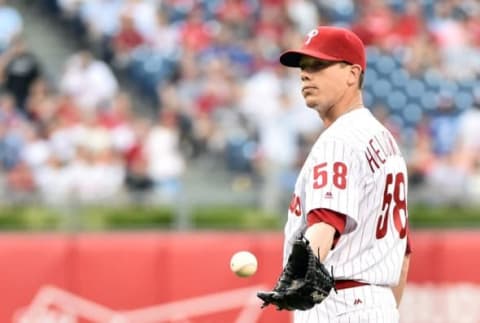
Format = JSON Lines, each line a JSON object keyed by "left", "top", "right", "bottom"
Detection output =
{"left": 293, "top": 286, "right": 399, "bottom": 323}
{"left": 284, "top": 107, "right": 408, "bottom": 322}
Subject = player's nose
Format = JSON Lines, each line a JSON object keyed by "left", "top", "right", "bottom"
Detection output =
{"left": 301, "top": 72, "right": 311, "bottom": 82}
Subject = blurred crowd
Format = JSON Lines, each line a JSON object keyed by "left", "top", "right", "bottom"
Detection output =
{"left": 0, "top": 0, "right": 479, "bottom": 209}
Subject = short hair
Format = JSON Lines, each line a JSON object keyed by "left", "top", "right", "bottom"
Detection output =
{"left": 359, "top": 72, "right": 364, "bottom": 89}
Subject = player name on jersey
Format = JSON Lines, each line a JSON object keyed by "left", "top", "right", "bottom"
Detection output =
{"left": 364, "top": 130, "right": 400, "bottom": 174}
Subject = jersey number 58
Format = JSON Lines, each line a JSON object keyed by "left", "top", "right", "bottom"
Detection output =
{"left": 376, "top": 172, "right": 407, "bottom": 239}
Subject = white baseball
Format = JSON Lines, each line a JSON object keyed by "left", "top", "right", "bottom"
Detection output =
{"left": 230, "top": 251, "right": 258, "bottom": 277}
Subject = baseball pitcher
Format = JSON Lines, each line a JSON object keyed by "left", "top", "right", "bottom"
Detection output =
{"left": 257, "top": 26, "right": 411, "bottom": 322}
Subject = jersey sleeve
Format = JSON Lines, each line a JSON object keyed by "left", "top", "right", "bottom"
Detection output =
{"left": 303, "top": 139, "right": 362, "bottom": 226}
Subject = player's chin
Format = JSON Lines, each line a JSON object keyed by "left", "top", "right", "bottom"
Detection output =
{"left": 304, "top": 98, "right": 318, "bottom": 109}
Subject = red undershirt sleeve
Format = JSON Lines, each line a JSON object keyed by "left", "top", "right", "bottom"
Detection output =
{"left": 307, "top": 208, "right": 412, "bottom": 254}
{"left": 307, "top": 208, "right": 347, "bottom": 249}
{"left": 405, "top": 234, "right": 412, "bottom": 255}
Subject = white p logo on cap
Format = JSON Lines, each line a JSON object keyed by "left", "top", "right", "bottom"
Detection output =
{"left": 305, "top": 29, "right": 319, "bottom": 45}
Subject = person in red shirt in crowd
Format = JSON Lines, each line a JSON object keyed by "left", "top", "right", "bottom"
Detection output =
{"left": 351, "top": 0, "right": 396, "bottom": 47}
{"left": 216, "top": 0, "right": 253, "bottom": 29}
{"left": 179, "top": 6, "right": 213, "bottom": 53}
{"left": 111, "top": 13, "right": 145, "bottom": 68}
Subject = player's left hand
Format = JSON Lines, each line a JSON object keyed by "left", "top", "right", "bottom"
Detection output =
{"left": 257, "top": 237, "right": 335, "bottom": 311}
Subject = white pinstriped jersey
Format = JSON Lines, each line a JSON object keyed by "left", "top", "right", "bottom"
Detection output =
{"left": 284, "top": 107, "right": 408, "bottom": 287}
{"left": 293, "top": 284, "right": 399, "bottom": 322}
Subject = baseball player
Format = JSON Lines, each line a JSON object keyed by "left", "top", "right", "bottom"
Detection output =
{"left": 258, "top": 26, "right": 411, "bottom": 322}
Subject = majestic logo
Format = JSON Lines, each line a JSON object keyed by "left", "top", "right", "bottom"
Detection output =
{"left": 305, "top": 29, "right": 319, "bottom": 44}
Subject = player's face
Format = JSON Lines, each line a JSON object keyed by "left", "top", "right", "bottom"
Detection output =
{"left": 298, "top": 56, "right": 351, "bottom": 116}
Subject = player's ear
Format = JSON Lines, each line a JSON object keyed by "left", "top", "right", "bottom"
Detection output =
{"left": 346, "top": 64, "right": 362, "bottom": 87}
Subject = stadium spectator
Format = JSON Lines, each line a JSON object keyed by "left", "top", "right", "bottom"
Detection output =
{"left": 351, "top": 0, "right": 396, "bottom": 49}
{"left": 0, "top": 0, "right": 23, "bottom": 53}
{"left": 98, "top": 91, "right": 136, "bottom": 154}
{"left": 59, "top": 49, "right": 118, "bottom": 114}
{"left": 124, "top": 117, "right": 154, "bottom": 198}
{"left": 403, "top": 27, "right": 441, "bottom": 76}
{"left": 215, "top": 0, "right": 255, "bottom": 36}
{"left": 24, "top": 78, "right": 53, "bottom": 120}
{"left": 111, "top": 13, "right": 146, "bottom": 69}
{"left": 20, "top": 122, "right": 50, "bottom": 172}
{"left": 119, "top": 0, "right": 157, "bottom": 41}
{"left": 5, "top": 159, "right": 35, "bottom": 198}
{"left": 79, "top": 0, "right": 123, "bottom": 61}
{"left": 144, "top": 109, "right": 185, "bottom": 201}
{"left": 146, "top": 9, "right": 180, "bottom": 58}
{"left": 285, "top": 0, "right": 320, "bottom": 35}
{"left": 179, "top": 6, "right": 213, "bottom": 53}
{"left": 0, "top": 36, "right": 42, "bottom": 112}
{"left": 80, "top": 145, "right": 125, "bottom": 202}
{"left": 389, "top": 1, "right": 424, "bottom": 47}
{"left": 34, "top": 154, "right": 70, "bottom": 204}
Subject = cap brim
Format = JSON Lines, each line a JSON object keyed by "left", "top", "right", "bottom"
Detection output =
{"left": 279, "top": 49, "right": 344, "bottom": 67}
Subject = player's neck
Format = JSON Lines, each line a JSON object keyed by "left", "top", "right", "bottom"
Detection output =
{"left": 322, "top": 92, "right": 363, "bottom": 128}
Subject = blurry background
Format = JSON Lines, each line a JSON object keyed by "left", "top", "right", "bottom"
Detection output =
{"left": 0, "top": 0, "right": 479, "bottom": 322}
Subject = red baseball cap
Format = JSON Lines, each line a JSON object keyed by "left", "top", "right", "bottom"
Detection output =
{"left": 280, "top": 26, "right": 366, "bottom": 71}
